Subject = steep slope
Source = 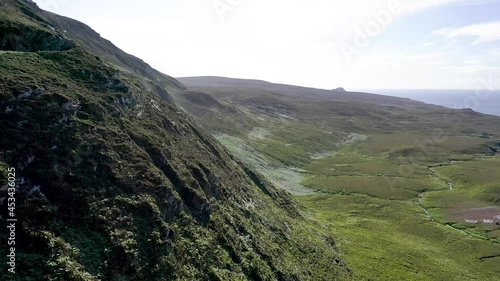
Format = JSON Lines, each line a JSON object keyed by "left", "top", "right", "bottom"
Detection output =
{"left": 0, "top": 1, "right": 353, "bottom": 280}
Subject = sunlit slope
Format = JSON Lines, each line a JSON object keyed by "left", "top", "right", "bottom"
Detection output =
{"left": 175, "top": 76, "right": 500, "bottom": 280}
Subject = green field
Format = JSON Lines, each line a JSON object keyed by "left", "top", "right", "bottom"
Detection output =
{"left": 298, "top": 194, "right": 500, "bottom": 281}
{"left": 298, "top": 138, "right": 500, "bottom": 280}
{"left": 174, "top": 77, "right": 500, "bottom": 280}
{"left": 421, "top": 157, "right": 500, "bottom": 243}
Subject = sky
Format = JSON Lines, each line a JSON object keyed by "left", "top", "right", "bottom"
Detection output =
{"left": 34, "top": 0, "right": 500, "bottom": 90}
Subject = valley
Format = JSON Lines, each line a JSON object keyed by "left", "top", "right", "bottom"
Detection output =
{"left": 176, "top": 77, "right": 500, "bottom": 280}
{"left": 1, "top": 1, "right": 500, "bottom": 280}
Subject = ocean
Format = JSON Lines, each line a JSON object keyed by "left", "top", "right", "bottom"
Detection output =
{"left": 364, "top": 90, "right": 500, "bottom": 117}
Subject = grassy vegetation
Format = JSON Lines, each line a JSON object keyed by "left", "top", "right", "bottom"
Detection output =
{"left": 298, "top": 145, "right": 500, "bottom": 279}
{"left": 358, "top": 133, "right": 494, "bottom": 164}
{"left": 420, "top": 157, "right": 500, "bottom": 244}
{"left": 301, "top": 147, "right": 445, "bottom": 199}
{"left": 0, "top": 53, "right": 352, "bottom": 279}
{"left": 176, "top": 78, "right": 500, "bottom": 280}
{"left": 0, "top": 3, "right": 354, "bottom": 280}
{"left": 298, "top": 194, "right": 500, "bottom": 281}
{"left": 432, "top": 157, "right": 500, "bottom": 203}
{"left": 215, "top": 134, "right": 314, "bottom": 195}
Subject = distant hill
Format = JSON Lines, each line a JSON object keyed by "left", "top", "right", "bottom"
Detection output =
{"left": 178, "top": 76, "right": 446, "bottom": 110}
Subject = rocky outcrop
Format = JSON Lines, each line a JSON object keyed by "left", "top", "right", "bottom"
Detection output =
{"left": 0, "top": 21, "right": 75, "bottom": 52}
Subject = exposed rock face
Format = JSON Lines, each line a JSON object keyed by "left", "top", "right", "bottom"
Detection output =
{"left": 0, "top": 18, "right": 75, "bottom": 51}
{"left": 0, "top": 0, "right": 73, "bottom": 51}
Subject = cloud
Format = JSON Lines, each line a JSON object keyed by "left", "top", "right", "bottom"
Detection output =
{"left": 433, "top": 22, "right": 500, "bottom": 45}
{"left": 442, "top": 64, "right": 500, "bottom": 73}
{"left": 464, "top": 59, "right": 481, "bottom": 65}
{"left": 399, "top": 0, "right": 500, "bottom": 15}
{"left": 33, "top": 0, "right": 500, "bottom": 89}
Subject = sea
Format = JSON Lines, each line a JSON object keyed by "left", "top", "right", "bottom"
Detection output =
{"left": 364, "top": 90, "right": 500, "bottom": 117}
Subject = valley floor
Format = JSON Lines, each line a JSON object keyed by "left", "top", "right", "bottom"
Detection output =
{"left": 219, "top": 131, "right": 500, "bottom": 280}
{"left": 173, "top": 81, "right": 500, "bottom": 280}
{"left": 297, "top": 145, "right": 500, "bottom": 281}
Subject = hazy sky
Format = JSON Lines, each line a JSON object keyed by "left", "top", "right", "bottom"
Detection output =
{"left": 34, "top": 0, "right": 500, "bottom": 90}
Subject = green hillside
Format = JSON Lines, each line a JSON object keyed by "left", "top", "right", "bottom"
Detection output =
{"left": 0, "top": 1, "right": 353, "bottom": 280}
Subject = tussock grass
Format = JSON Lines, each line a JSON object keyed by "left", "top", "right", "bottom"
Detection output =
{"left": 298, "top": 194, "right": 500, "bottom": 281}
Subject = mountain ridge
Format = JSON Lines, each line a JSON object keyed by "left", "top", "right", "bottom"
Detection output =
{"left": 177, "top": 76, "right": 449, "bottom": 110}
